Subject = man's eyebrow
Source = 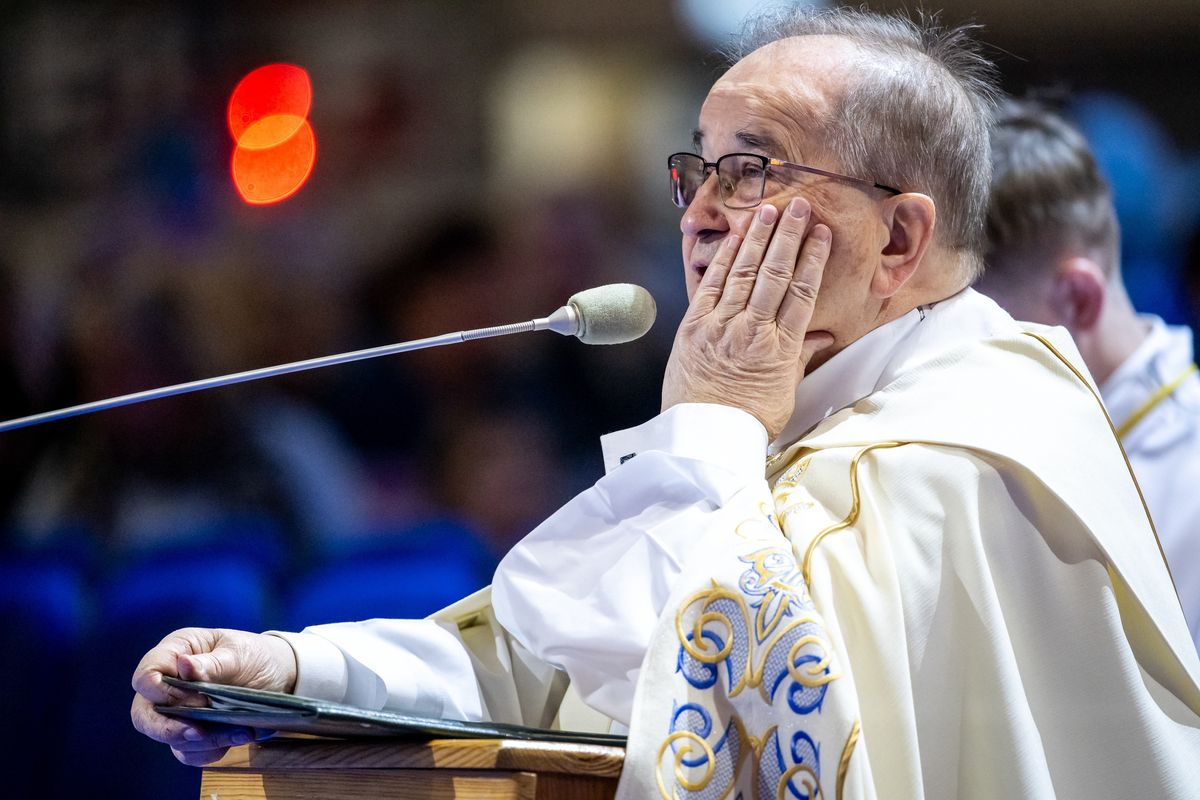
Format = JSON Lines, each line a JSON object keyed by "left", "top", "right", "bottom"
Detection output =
{"left": 736, "top": 130, "right": 782, "bottom": 154}
{"left": 692, "top": 128, "right": 787, "bottom": 156}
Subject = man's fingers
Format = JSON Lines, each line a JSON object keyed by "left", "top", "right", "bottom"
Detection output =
{"left": 177, "top": 649, "right": 232, "bottom": 683}
{"left": 171, "top": 745, "right": 231, "bottom": 767}
{"left": 716, "top": 204, "right": 777, "bottom": 316}
{"left": 777, "top": 223, "right": 831, "bottom": 342}
{"left": 132, "top": 630, "right": 207, "bottom": 703}
{"left": 747, "top": 198, "right": 810, "bottom": 321}
{"left": 173, "top": 724, "right": 254, "bottom": 752}
{"left": 132, "top": 694, "right": 252, "bottom": 751}
{"left": 131, "top": 693, "right": 200, "bottom": 745}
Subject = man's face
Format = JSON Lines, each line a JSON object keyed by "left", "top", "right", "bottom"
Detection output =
{"left": 680, "top": 36, "right": 890, "bottom": 348}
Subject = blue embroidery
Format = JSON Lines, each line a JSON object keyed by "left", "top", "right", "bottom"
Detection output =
{"left": 665, "top": 546, "right": 836, "bottom": 798}
{"left": 670, "top": 703, "right": 713, "bottom": 767}
{"left": 666, "top": 703, "right": 743, "bottom": 800}
{"left": 677, "top": 630, "right": 725, "bottom": 690}
{"left": 790, "top": 730, "right": 820, "bottom": 782}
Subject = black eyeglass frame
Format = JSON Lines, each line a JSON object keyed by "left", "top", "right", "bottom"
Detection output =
{"left": 668, "top": 151, "right": 902, "bottom": 210}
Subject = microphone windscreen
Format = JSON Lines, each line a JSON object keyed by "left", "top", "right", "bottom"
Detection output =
{"left": 568, "top": 284, "right": 657, "bottom": 345}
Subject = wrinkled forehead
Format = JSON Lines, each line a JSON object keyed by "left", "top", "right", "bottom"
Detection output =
{"left": 696, "top": 35, "right": 861, "bottom": 159}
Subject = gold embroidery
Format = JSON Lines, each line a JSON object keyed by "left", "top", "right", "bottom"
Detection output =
{"left": 655, "top": 719, "right": 753, "bottom": 800}
{"left": 656, "top": 714, "right": 833, "bottom": 800}
{"left": 836, "top": 719, "right": 861, "bottom": 798}
{"left": 786, "top": 634, "right": 840, "bottom": 687}
{"left": 778, "top": 497, "right": 816, "bottom": 519}
{"left": 676, "top": 582, "right": 740, "bottom": 664}
{"left": 674, "top": 594, "right": 839, "bottom": 702}
{"left": 735, "top": 516, "right": 781, "bottom": 541}
{"left": 775, "top": 456, "right": 812, "bottom": 490}
{"left": 800, "top": 442, "right": 906, "bottom": 585}
{"left": 739, "top": 547, "right": 809, "bottom": 641}
{"left": 776, "top": 764, "right": 822, "bottom": 800}
{"left": 655, "top": 731, "right": 720, "bottom": 798}
{"left": 774, "top": 484, "right": 818, "bottom": 523}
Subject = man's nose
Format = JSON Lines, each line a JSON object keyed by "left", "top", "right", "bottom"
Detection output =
{"left": 680, "top": 173, "right": 729, "bottom": 239}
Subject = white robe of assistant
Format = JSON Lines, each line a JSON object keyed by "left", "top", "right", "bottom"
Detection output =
{"left": 1102, "top": 315, "right": 1200, "bottom": 652}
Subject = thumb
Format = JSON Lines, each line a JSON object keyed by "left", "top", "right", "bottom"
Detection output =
{"left": 177, "top": 648, "right": 238, "bottom": 684}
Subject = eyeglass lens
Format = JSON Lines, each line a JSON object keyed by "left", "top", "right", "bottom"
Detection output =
{"left": 669, "top": 154, "right": 765, "bottom": 209}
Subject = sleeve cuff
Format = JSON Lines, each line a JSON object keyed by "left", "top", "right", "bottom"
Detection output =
{"left": 265, "top": 630, "right": 349, "bottom": 703}
{"left": 600, "top": 403, "right": 768, "bottom": 480}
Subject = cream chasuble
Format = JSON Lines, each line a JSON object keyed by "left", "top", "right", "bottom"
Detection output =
{"left": 614, "top": 328, "right": 1200, "bottom": 799}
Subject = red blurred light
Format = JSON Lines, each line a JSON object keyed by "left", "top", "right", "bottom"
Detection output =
{"left": 231, "top": 117, "right": 316, "bottom": 205}
{"left": 228, "top": 64, "right": 311, "bottom": 143}
{"left": 228, "top": 64, "right": 316, "bottom": 205}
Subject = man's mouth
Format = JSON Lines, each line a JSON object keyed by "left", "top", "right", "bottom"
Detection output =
{"left": 692, "top": 261, "right": 709, "bottom": 280}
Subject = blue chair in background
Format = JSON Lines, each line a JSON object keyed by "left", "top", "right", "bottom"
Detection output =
{"left": 57, "top": 550, "right": 271, "bottom": 800}
{"left": 0, "top": 556, "right": 87, "bottom": 797}
{"left": 111, "top": 512, "right": 292, "bottom": 582}
{"left": 283, "top": 518, "right": 493, "bottom": 631}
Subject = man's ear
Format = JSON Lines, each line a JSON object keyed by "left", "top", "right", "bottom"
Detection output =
{"left": 874, "top": 193, "right": 936, "bottom": 298}
{"left": 1049, "top": 257, "right": 1106, "bottom": 331}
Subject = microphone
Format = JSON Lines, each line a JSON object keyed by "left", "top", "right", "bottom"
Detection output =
{"left": 0, "top": 283, "right": 656, "bottom": 433}
{"left": 555, "top": 283, "right": 657, "bottom": 345}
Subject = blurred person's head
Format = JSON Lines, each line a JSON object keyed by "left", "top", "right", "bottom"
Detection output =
{"left": 434, "top": 408, "right": 566, "bottom": 552}
{"left": 674, "top": 6, "right": 999, "bottom": 368}
{"left": 181, "top": 247, "right": 351, "bottom": 400}
{"left": 61, "top": 248, "right": 265, "bottom": 466}
{"left": 979, "top": 99, "right": 1144, "bottom": 384}
{"left": 369, "top": 216, "right": 517, "bottom": 395}
{"left": 65, "top": 257, "right": 211, "bottom": 454}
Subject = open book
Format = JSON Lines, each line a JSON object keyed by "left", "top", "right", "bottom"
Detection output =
{"left": 156, "top": 676, "right": 626, "bottom": 747}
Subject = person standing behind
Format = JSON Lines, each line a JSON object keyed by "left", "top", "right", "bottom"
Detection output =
{"left": 980, "top": 99, "right": 1200, "bottom": 651}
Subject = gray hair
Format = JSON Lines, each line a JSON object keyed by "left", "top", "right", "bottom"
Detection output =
{"left": 723, "top": 5, "right": 1001, "bottom": 280}
{"left": 985, "top": 99, "right": 1120, "bottom": 280}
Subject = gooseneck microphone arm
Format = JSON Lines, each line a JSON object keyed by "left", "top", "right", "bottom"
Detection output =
{"left": 0, "top": 283, "right": 656, "bottom": 434}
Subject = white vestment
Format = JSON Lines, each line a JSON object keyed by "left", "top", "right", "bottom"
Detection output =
{"left": 1101, "top": 315, "right": 1200, "bottom": 652}
{"left": 271, "top": 289, "right": 1200, "bottom": 798}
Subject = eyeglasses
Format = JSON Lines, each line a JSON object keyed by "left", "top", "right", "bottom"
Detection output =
{"left": 668, "top": 151, "right": 901, "bottom": 210}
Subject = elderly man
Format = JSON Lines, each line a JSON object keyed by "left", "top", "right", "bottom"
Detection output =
{"left": 979, "top": 100, "right": 1200, "bottom": 653}
{"left": 133, "top": 7, "right": 1200, "bottom": 797}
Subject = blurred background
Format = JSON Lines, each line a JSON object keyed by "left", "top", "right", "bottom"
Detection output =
{"left": 1, "top": 0, "right": 1198, "bottom": 795}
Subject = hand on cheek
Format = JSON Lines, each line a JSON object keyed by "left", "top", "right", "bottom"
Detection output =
{"left": 663, "top": 196, "right": 836, "bottom": 439}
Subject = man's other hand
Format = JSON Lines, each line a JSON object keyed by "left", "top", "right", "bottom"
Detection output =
{"left": 663, "top": 196, "right": 835, "bottom": 439}
{"left": 130, "top": 627, "right": 297, "bottom": 766}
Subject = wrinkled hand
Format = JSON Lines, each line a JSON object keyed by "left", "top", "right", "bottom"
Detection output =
{"left": 663, "top": 197, "right": 835, "bottom": 439}
{"left": 130, "top": 627, "right": 297, "bottom": 766}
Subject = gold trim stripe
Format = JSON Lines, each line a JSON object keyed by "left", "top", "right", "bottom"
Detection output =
{"left": 836, "top": 719, "right": 861, "bottom": 798}
{"left": 1115, "top": 362, "right": 1198, "bottom": 439}
{"left": 1020, "top": 331, "right": 1179, "bottom": 601}
{"left": 800, "top": 441, "right": 905, "bottom": 585}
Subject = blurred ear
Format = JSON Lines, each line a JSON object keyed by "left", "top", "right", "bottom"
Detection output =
{"left": 873, "top": 193, "right": 936, "bottom": 298}
{"left": 1050, "top": 257, "right": 1106, "bottom": 331}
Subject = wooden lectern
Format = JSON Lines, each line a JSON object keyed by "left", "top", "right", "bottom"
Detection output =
{"left": 200, "top": 736, "right": 625, "bottom": 799}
